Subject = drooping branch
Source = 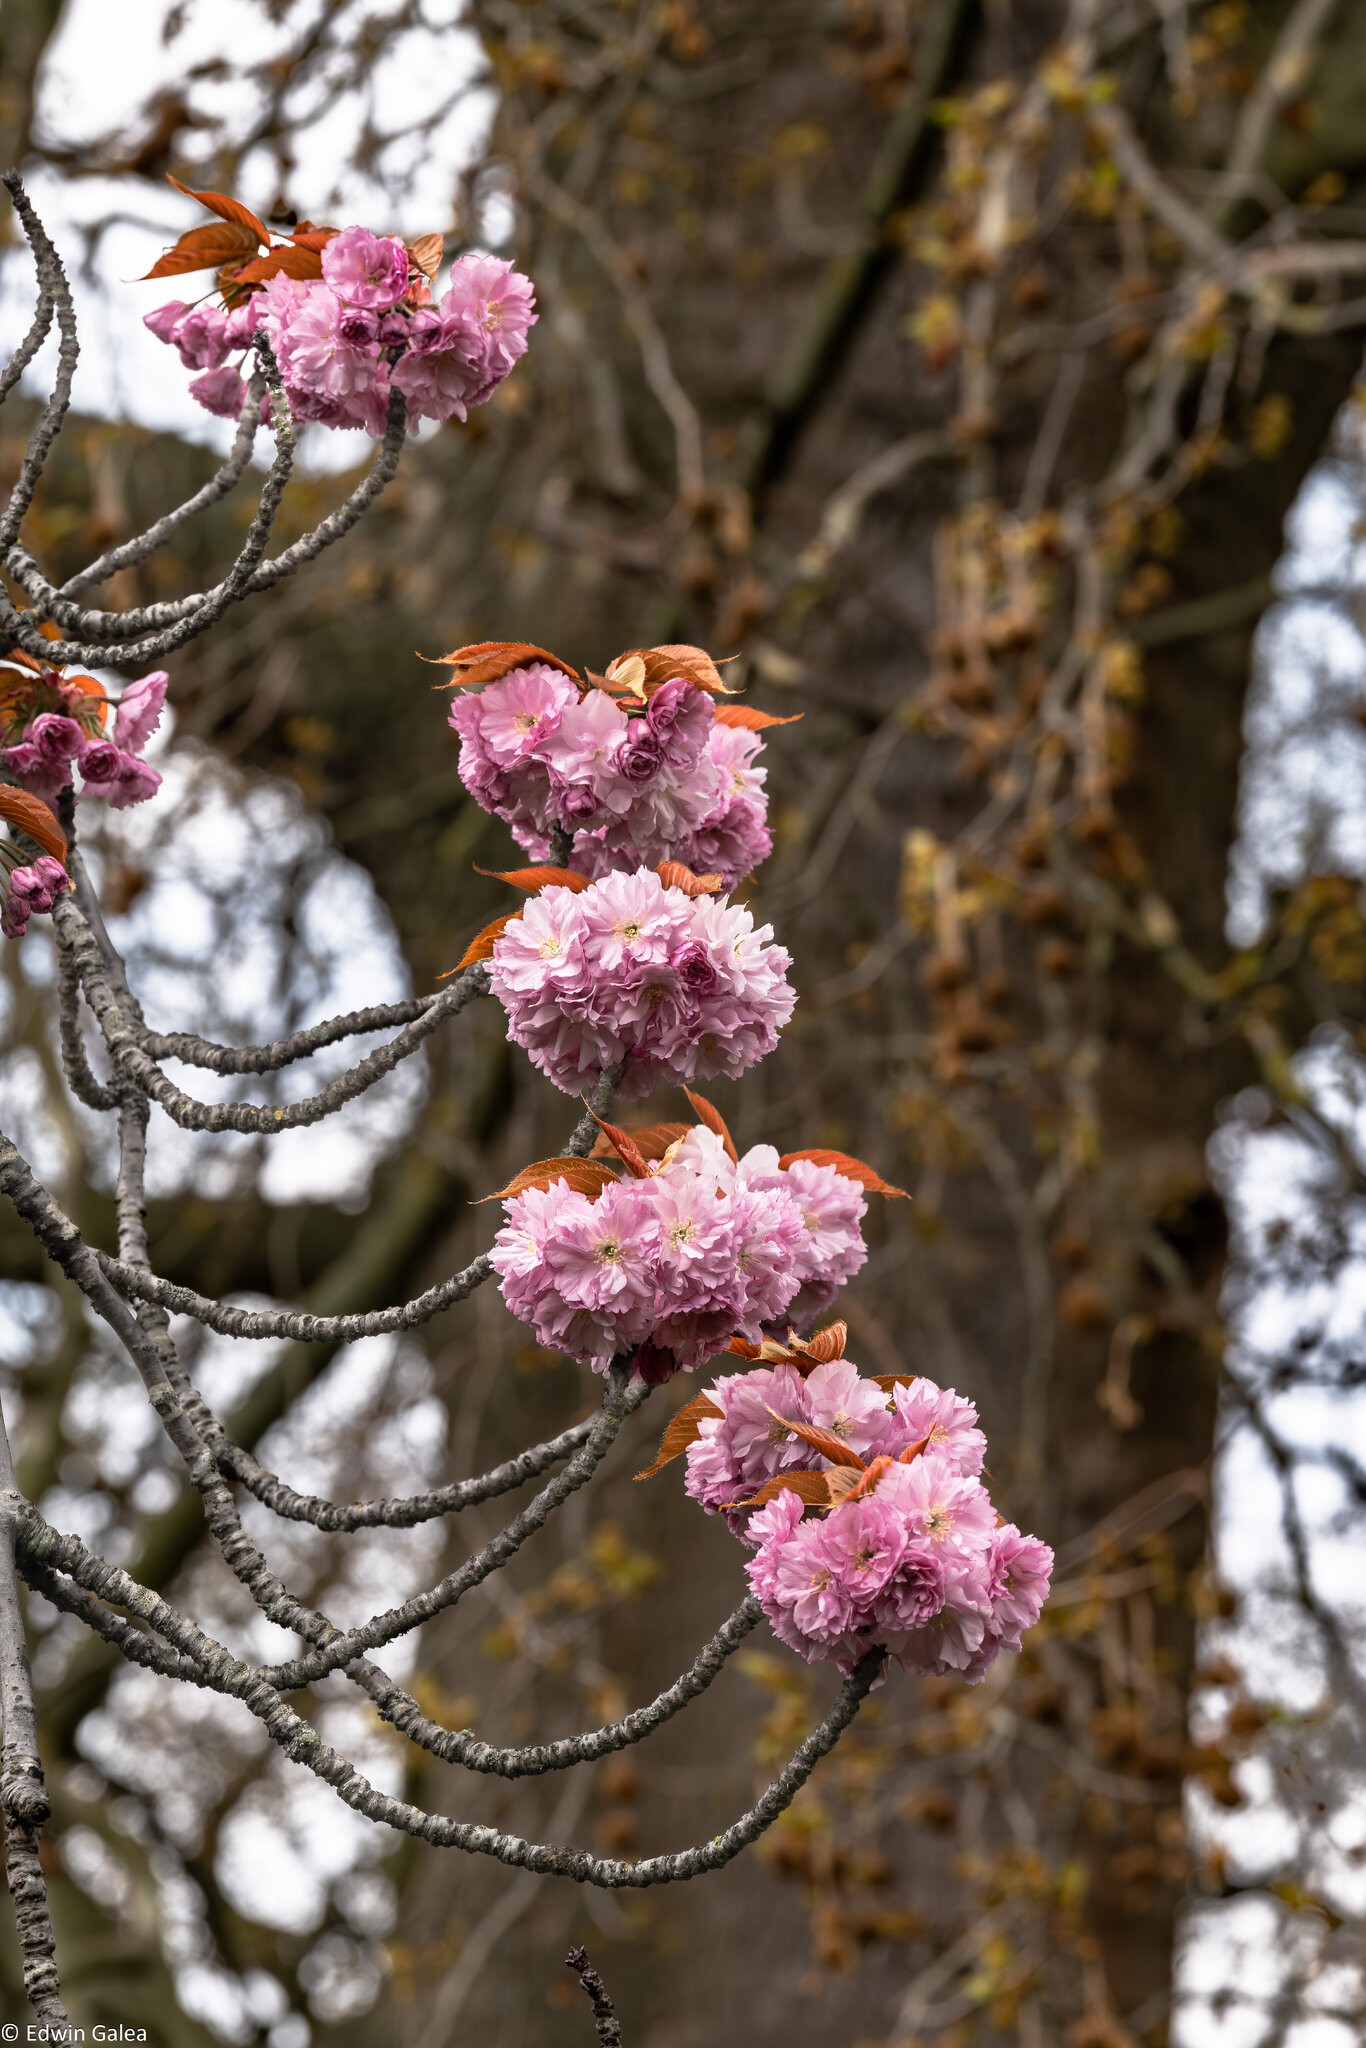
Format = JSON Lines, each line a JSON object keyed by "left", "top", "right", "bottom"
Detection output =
{"left": 15, "top": 1503, "right": 880, "bottom": 1887}
{"left": 6, "top": 389, "right": 408, "bottom": 652}
{"left": 369, "top": 1598, "right": 764, "bottom": 1777}
{"left": 53, "top": 889, "right": 490, "bottom": 1133}
{"left": 0, "top": 1400, "right": 69, "bottom": 2026}
{"left": 0, "top": 171, "right": 78, "bottom": 561}
{"left": 95, "top": 1064, "right": 622, "bottom": 1343}
{"left": 54, "top": 373, "right": 265, "bottom": 597}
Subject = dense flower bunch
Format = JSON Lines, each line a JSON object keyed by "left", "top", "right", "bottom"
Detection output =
{"left": 490, "top": 1127, "right": 887, "bottom": 1379}
{"left": 660, "top": 1340, "right": 1053, "bottom": 1681}
{"left": 667, "top": 1125, "right": 871, "bottom": 1328}
{"left": 448, "top": 657, "right": 774, "bottom": 889}
{"left": 486, "top": 868, "right": 794, "bottom": 1099}
{"left": 1, "top": 660, "right": 166, "bottom": 813}
{"left": 145, "top": 221, "right": 534, "bottom": 433}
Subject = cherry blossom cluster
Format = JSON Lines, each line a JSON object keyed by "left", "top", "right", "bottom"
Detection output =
{"left": 490, "top": 1129, "right": 869, "bottom": 1380}
{"left": 449, "top": 665, "right": 773, "bottom": 889}
{"left": 686, "top": 1355, "right": 1053, "bottom": 1681}
{"left": 1, "top": 664, "right": 166, "bottom": 813}
{"left": 145, "top": 227, "right": 535, "bottom": 433}
{"left": 486, "top": 869, "right": 794, "bottom": 1099}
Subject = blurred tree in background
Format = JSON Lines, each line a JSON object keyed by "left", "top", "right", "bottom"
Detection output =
{"left": 6, "top": 1, "right": 1366, "bottom": 2042}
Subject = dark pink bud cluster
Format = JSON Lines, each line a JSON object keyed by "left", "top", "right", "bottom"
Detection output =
{"left": 0, "top": 853, "right": 68, "bottom": 939}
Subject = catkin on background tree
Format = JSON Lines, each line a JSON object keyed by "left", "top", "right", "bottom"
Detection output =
{"left": 5, "top": 2, "right": 1366, "bottom": 2044}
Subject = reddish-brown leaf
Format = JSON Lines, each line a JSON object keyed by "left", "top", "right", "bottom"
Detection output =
{"left": 142, "top": 220, "right": 264, "bottom": 279}
{"left": 477, "top": 1157, "right": 618, "bottom": 1204}
{"left": 441, "top": 912, "right": 518, "bottom": 975}
{"left": 898, "top": 1434, "right": 932, "bottom": 1465}
{"left": 591, "top": 1120, "right": 691, "bottom": 1164}
{"left": 873, "top": 1373, "right": 917, "bottom": 1395}
{"left": 840, "top": 1455, "right": 896, "bottom": 1503}
{"left": 656, "top": 861, "right": 725, "bottom": 898}
{"left": 713, "top": 704, "right": 804, "bottom": 731}
{"left": 0, "top": 788, "right": 67, "bottom": 865}
{"left": 422, "top": 641, "right": 581, "bottom": 689}
{"left": 290, "top": 227, "right": 339, "bottom": 251}
{"left": 473, "top": 864, "right": 591, "bottom": 896}
{"left": 408, "top": 232, "right": 444, "bottom": 279}
{"left": 0, "top": 648, "right": 45, "bottom": 673}
{"left": 166, "top": 174, "right": 269, "bottom": 244}
{"left": 589, "top": 1114, "right": 652, "bottom": 1180}
{"left": 614, "top": 644, "right": 738, "bottom": 696}
{"left": 683, "top": 1088, "right": 738, "bottom": 1164}
{"left": 777, "top": 1148, "right": 908, "bottom": 1198}
{"left": 787, "top": 1321, "right": 849, "bottom": 1364}
{"left": 233, "top": 243, "right": 324, "bottom": 284}
{"left": 633, "top": 1389, "right": 725, "bottom": 1481}
{"left": 728, "top": 1470, "right": 834, "bottom": 1511}
{"left": 825, "top": 1465, "right": 863, "bottom": 1506}
{"left": 773, "top": 1412, "right": 867, "bottom": 1470}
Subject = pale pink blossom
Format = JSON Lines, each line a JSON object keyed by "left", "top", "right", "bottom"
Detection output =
{"left": 887, "top": 1380, "right": 987, "bottom": 1476}
{"left": 113, "top": 672, "right": 168, "bottom": 753}
{"left": 487, "top": 869, "right": 794, "bottom": 1099}
{"left": 321, "top": 226, "right": 412, "bottom": 310}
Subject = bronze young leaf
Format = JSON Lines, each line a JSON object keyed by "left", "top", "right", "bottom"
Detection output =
{"left": 165, "top": 174, "right": 270, "bottom": 244}
{"left": 683, "top": 1088, "right": 738, "bottom": 1163}
{"left": 474, "top": 865, "right": 592, "bottom": 895}
{"left": 776, "top": 1148, "right": 909, "bottom": 1198}
{"left": 142, "top": 220, "right": 264, "bottom": 280}
{"left": 477, "top": 1157, "right": 619, "bottom": 1204}
{"left": 633, "top": 1390, "right": 725, "bottom": 1481}
{"left": 727, "top": 1470, "right": 835, "bottom": 1511}
{"left": 0, "top": 788, "right": 68, "bottom": 865}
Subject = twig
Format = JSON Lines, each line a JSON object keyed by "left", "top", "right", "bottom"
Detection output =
{"left": 565, "top": 1945, "right": 624, "bottom": 2046}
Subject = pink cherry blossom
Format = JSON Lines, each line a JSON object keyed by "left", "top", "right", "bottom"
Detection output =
{"left": 113, "top": 672, "right": 168, "bottom": 753}
{"left": 446, "top": 665, "right": 782, "bottom": 889}
{"left": 2, "top": 668, "right": 167, "bottom": 814}
{"left": 680, "top": 1353, "right": 1052, "bottom": 1684}
{"left": 441, "top": 252, "right": 538, "bottom": 390}
{"left": 146, "top": 235, "right": 534, "bottom": 436}
{"left": 887, "top": 1380, "right": 987, "bottom": 1476}
{"left": 486, "top": 869, "right": 794, "bottom": 1100}
{"left": 321, "top": 226, "right": 412, "bottom": 310}
{"left": 189, "top": 367, "right": 248, "bottom": 419}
